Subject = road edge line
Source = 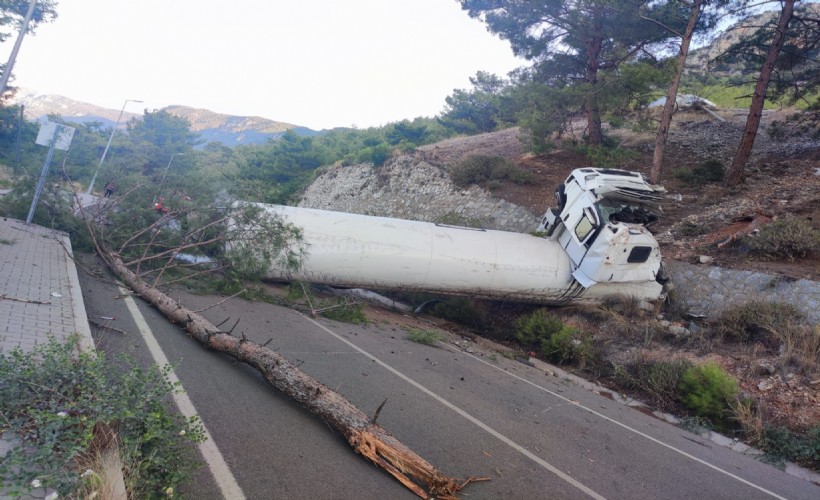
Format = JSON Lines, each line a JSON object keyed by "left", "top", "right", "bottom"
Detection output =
{"left": 443, "top": 343, "right": 788, "bottom": 500}
{"left": 120, "top": 288, "right": 245, "bottom": 500}
{"left": 302, "top": 314, "right": 606, "bottom": 500}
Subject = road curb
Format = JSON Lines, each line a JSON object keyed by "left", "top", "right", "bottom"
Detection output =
{"left": 56, "top": 231, "right": 93, "bottom": 352}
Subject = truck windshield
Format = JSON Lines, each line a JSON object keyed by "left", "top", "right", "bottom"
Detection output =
{"left": 597, "top": 199, "right": 659, "bottom": 226}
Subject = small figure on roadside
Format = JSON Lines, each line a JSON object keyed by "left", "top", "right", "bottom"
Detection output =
{"left": 103, "top": 181, "right": 116, "bottom": 198}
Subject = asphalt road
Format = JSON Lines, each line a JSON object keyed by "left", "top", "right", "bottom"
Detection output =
{"left": 78, "top": 266, "right": 819, "bottom": 500}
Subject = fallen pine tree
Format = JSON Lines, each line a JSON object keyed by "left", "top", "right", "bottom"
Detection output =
{"left": 99, "top": 248, "right": 486, "bottom": 499}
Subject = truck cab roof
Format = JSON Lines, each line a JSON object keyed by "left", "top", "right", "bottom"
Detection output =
{"left": 566, "top": 168, "right": 666, "bottom": 206}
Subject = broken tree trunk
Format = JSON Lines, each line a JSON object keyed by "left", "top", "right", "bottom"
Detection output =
{"left": 649, "top": 0, "right": 704, "bottom": 185}
{"left": 102, "top": 250, "right": 483, "bottom": 499}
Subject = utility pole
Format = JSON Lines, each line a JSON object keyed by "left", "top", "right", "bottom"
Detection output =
{"left": 27, "top": 122, "right": 74, "bottom": 224}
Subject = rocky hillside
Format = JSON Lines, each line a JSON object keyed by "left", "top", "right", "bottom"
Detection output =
{"left": 299, "top": 128, "right": 537, "bottom": 232}
{"left": 687, "top": 3, "right": 820, "bottom": 75}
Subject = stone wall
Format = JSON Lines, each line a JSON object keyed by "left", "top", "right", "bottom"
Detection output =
{"left": 298, "top": 155, "right": 541, "bottom": 232}
{"left": 666, "top": 261, "right": 819, "bottom": 326}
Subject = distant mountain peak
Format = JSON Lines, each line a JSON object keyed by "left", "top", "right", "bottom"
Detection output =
{"left": 162, "top": 105, "right": 297, "bottom": 134}
{"left": 10, "top": 88, "right": 141, "bottom": 124}
{"left": 8, "top": 89, "right": 318, "bottom": 147}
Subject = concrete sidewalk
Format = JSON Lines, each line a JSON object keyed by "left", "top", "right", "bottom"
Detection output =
{"left": 0, "top": 216, "right": 92, "bottom": 352}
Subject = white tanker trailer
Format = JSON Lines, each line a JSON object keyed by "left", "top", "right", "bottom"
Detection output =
{"left": 251, "top": 168, "right": 668, "bottom": 306}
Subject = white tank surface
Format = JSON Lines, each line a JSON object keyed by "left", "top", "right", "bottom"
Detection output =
{"left": 254, "top": 204, "right": 664, "bottom": 306}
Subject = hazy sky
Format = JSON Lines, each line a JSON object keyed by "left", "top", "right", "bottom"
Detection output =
{"left": 4, "top": 0, "right": 524, "bottom": 130}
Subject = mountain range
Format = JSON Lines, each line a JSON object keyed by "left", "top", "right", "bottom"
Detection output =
{"left": 9, "top": 89, "right": 319, "bottom": 147}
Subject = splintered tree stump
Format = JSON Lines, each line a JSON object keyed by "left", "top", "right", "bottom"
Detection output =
{"left": 103, "top": 251, "right": 486, "bottom": 499}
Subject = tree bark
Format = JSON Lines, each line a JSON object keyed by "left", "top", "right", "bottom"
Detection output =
{"left": 585, "top": 11, "right": 604, "bottom": 147}
{"left": 650, "top": 0, "right": 705, "bottom": 185}
{"left": 101, "top": 251, "right": 484, "bottom": 499}
{"left": 725, "top": 0, "right": 795, "bottom": 187}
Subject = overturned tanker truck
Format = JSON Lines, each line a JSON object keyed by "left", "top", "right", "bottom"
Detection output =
{"left": 252, "top": 167, "right": 668, "bottom": 306}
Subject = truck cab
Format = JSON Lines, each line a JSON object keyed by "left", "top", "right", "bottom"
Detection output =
{"left": 537, "top": 168, "right": 666, "bottom": 288}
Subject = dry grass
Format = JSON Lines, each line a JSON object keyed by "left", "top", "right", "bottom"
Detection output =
{"left": 731, "top": 398, "right": 766, "bottom": 445}
{"left": 776, "top": 323, "right": 820, "bottom": 375}
{"left": 74, "top": 423, "right": 127, "bottom": 500}
{"left": 713, "top": 301, "right": 804, "bottom": 345}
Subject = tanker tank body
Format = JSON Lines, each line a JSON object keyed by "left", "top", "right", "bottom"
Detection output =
{"left": 254, "top": 203, "right": 664, "bottom": 306}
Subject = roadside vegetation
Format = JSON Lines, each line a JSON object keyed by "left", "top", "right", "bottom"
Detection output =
{"left": 286, "top": 282, "right": 368, "bottom": 324}
{"left": 405, "top": 327, "right": 444, "bottom": 346}
{"left": 449, "top": 154, "right": 534, "bottom": 190}
{"left": 0, "top": 336, "right": 204, "bottom": 498}
{"left": 406, "top": 290, "right": 820, "bottom": 471}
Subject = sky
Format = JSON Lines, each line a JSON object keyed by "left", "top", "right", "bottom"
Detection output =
{"left": 2, "top": 0, "right": 525, "bottom": 130}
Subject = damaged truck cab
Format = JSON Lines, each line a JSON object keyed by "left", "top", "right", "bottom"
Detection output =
{"left": 537, "top": 168, "right": 666, "bottom": 289}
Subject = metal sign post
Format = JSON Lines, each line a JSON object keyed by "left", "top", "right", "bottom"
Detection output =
{"left": 26, "top": 122, "right": 75, "bottom": 224}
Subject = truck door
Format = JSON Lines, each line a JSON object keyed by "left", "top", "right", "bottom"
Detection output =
{"left": 558, "top": 206, "right": 599, "bottom": 269}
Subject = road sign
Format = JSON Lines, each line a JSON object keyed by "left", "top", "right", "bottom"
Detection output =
{"left": 36, "top": 122, "right": 75, "bottom": 150}
{"left": 26, "top": 122, "right": 76, "bottom": 224}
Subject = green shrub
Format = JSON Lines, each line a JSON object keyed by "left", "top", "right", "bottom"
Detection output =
{"left": 607, "top": 115, "right": 625, "bottom": 128}
{"left": 0, "top": 337, "right": 204, "bottom": 498}
{"left": 767, "top": 120, "right": 788, "bottom": 141}
{"left": 760, "top": 425, "right": 820, "bottom": 469}
{"left": 672, "top": 159, "right": 724, "bottom": 184}
{"left": 746, "top": 216, "right": 820, "bottom": 261}
{"left": 405, "top": 327, "right": 443, "bottom": 346}
{"left": 285, "top": 283, "right": 367, "bottom": 324}
{"left": 319, "top": 298, "right": 367, "bottom": 324}
{"left": 674, "top": 221, "right": 711, "bottom": 237}
{"left": 574, "top": 143, "right": 638, "bottom": 168}
{"left": 613, "top": 360, "right": 694, "bottom": 411}
{"left": 449, "top": 155, "right": 533, "bottom": 187}
{"left": 678, "top": 362, "right": 738, "bottom": 429}
{"left": 430, "top": 297, "right": 488, "bottom": 330}
{"left": 634, "top": 359, "right": 693, "bottom": 411}
{"left": 540, "top": 325, "right": 576, "bottom": 362}
{"left": 514, "top": 309, "right": 564, "bottom": 347}
{"left": 355, "top": 143, "right": 392, "bottom": 166}
{"left": 540, "top": 325, "right": 597, "bottom": 368}
{"left": 514, "top": 310, "right": 596, "bottom": 367}
{"left": 714, "top": 301, "right": 804, "bottom": 345}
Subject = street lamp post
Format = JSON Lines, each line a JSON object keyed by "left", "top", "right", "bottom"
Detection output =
{"left": 86, "top": 98, "right": 142, "bottom": 195}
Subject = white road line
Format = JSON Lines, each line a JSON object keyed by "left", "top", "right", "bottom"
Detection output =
{"left": 301, "top": 315, "right": 606, "bottom": 500}
{"left": 120, "top": 288, "right": 246, "bottom": 500}
{"left": 442, "top": 343, "right": 788, "bottom": 500}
